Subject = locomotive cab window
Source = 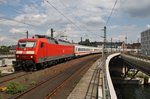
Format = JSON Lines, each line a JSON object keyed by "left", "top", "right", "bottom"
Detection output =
{"left": 18, "top": 41, "right": 36, "bottom": 48}
{"left": 40, "top": 42, "right": 44, "bottom": 48}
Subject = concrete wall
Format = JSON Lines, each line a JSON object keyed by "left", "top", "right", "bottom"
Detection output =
{"left": 0, "top": 58, "right": 15, "bottom": 67}
{"left": 105, "top": 53, "right": 120, "bottom": 99}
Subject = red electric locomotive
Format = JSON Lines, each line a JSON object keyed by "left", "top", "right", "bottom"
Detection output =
{"left": 13, "top": 35, "right": 74, "bottom": 71}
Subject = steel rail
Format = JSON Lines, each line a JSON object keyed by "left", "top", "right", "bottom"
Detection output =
{"left": 11, "top": 55, "right": 99, "bottom": 99}
{"left": 0, "top": 72, "right": 27, "bottom": 84}
{"left": 45, "top": 58, "right": 95, "bottom": 99}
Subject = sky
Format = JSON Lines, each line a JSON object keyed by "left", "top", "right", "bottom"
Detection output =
{"left": 0, "top": 0, "right": 150, "bottom": 45}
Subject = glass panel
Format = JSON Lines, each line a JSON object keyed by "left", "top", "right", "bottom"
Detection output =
{"left": 19, "top": 41, "right": 36, "bottom": 48}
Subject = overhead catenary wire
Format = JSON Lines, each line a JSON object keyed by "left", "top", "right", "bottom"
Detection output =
{"left": 55, "top": 0, "right": 111, "bottom": 40}
{"left": 56, "top": 0, "right": 98, "bottom": 35}
{"left": 1, "top": 0, "right": 108, "bottom": 41}
{"left": 45, "top": 0, "right": 83, "bottom": 31}
{"left": 2, "top": 0, "right": 103, "bottom": 38}
{"left": 47, "top": 0, "right": 106, "bottom": 40}
{"left": 0, "top": 2, "right": 36, "bottom": 27}
{"left": 105, "top": 0, "right": 118, "bottom": 26}
{"left": 0, "top": 0, "right": 44, "bottom": 28}
{"left": 0, "top": 17, "right": 35, "bottom": 27}
{"left": 45, "top": 0, "right": 97, "bottom": 38}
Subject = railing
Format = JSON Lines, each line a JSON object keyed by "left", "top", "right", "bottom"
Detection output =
{"left": 102, "top": 53, "right": 119, "bottom": 99}
{"left": 121, "top": 54, "right": 150, "bottom": 63}
{"left": 102, "top": 56, "right": 111, "bottom": 99}
{"left": 121, "top": 54, "right": 150, "bottom": 75}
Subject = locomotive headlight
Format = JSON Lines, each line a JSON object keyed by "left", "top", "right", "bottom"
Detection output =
{"left": 16, "top": 55, "right": 19, "bottom": 58}
{"left": 30, "top": 56, "right": 33, "bottom": 58}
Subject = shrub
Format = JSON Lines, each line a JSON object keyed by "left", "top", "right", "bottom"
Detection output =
{"left": 30, "top": 81, "right": 36, "bottom": 86}
{"left": 6, "top": 82, "right": 27, "bottom": 94}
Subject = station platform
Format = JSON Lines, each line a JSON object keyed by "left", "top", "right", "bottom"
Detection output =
{"left": 67, "top": 58, "right": 103, "bottom": 99}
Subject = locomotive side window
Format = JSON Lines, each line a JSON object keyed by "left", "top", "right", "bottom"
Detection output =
{"left": 40, "top": 42, "right": 44, "bottom": 48}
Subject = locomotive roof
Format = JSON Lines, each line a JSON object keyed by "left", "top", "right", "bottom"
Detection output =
{"left": 18, "top": 38, "right": 36, "bottom": 41}
{"left": 34, "top": 35, "right": 72, "bottom": 45}
{"left": 18, "top": 35, "right": 72, "bottom": 46}
{"left": 34, "top": 35, "right": 54, "bottom": 40}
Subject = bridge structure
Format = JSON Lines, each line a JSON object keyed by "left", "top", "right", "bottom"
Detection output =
{"left": 121, "top": 54, "right": 150, "bottom": 75}
{"left": 99, "top": 52, "right": 150, "bottom": 99}
{"left": 68, "top": 53, "right": 119, "bottom": 99}
{"left": 69, "top": 52, "right": 150, "bottom": 99}
{"left": 0, "top": 52, "right": 150, "bottom": 99}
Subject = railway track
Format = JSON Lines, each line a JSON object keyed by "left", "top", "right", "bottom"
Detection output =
{"left": 11, "top": 54, "right": 100, "bottom": 99}
{"left": 0, "top": 72, "right": 28, "bottom": 84}
{"left": 45, "top": 56, "right": 95, "bottom": 99}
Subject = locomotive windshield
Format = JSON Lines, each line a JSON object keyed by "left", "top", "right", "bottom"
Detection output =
{"left": 18, "top": 41, "right": 36, "bottom": 48}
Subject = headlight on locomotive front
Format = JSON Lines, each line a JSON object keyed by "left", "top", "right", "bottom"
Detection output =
{"left": 30, "top": 55, "right": 33, "bottom": 58}
{"left": 16, "top": 55, "right": 19, "bottom": 58}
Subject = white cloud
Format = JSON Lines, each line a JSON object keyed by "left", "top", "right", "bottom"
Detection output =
{"left": 1, "top": 0, "right": 117, "bottom": 36}
{"left": 107, "top": 24, "right": 144, "bottom": 43}
{"left": 0, "top": 19, "right": 28, "bottom": 26}
{"left": 0, "top": 0, "right": 7, "bottom": 4}
{"left": 147, "top": 24, "right": 150, "bottom": 29}
{"left": 0, "top": 35, "right": 17, "bottom": 45}
{"left": 121, "top": 0, "right": 150, "bottom": 18}
{"left": 109, "top": 25, "right": 119, "bottom": 29}
{"left": 0, "top": 35, "right": 6, "bottom": 41}
{"left": 0, "top": 0, "right": 20, "bottom": 5}
{"left": 0, "top": 0, "right": 150, "bottom": 45}
{"left": 23, "top": 4, "right": 40, "bottom": 14}
{"left": 112, "top": 35, "right": 126, "bottom": 42}
{"left": 82, "top": 16, "right": 105, "bottom": 26}
{"left": 9, "top": 28, "right": 27, "bottom": 33}
{"left": 15, "top": 14, "right": 48, "bottom": 26}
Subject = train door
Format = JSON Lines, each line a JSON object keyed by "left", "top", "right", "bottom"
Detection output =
{"left": 40, "top": 42, "right": 45, "bottom": 62}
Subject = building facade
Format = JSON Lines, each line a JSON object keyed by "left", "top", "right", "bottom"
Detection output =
{"left": 141, "top": 29, "right": 150, "bottom": 55}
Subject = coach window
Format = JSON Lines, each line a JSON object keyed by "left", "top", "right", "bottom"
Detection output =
{"left": 40, "top": 42, "right": 44, "bottom": 48}
{"left": 76, "top": 48, "right": 78, "bottom": 51}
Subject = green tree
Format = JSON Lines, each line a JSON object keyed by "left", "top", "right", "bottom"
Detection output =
{"left": 0, "top": 45, "right": 9, "bottom": 54}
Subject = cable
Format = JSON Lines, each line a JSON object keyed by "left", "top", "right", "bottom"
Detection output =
{"left": 57, "top": 0, "right": 99, "bottom": 33}
{"left": 105, "top": 0, "right": 118, "bottom": 26}
{"left": 48, "top": 0, "right": 98, "bottom": 39}
{"left": 45, "top": 0, "right": 100, "bottom": 39}
{"left": 0, "top": 4, "right": 36, "bottom": 27}
{"left": 0, "top": 17, "right": 35, "bottom": 26}
{"left": 45, "top": 0, "right": 83, "bottom": 30}
{"left": 0, "top": 1, "right": 44, "bottom": 27}
{"left": 45, "top": 0, "right": 104, "bottom": 40}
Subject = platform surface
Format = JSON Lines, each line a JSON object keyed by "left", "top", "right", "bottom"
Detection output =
{"left": 67, "top": 58, "right": 103, "bottom": 99}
